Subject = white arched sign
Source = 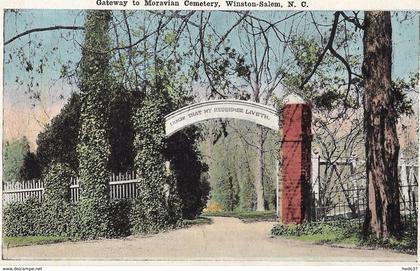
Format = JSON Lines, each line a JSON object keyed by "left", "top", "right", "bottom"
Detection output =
{"left": 165, "top": 99, "right": 279, "bottom": 137}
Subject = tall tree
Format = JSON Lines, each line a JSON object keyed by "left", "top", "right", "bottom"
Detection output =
{"left": 166, "top": 128, "right": 210, "bottom": 219}
{"left": 3, "top": 138, "right": 29, "bottom": 182}
{"left": 362, "top": 11, "right": 401, "bottom": 238}
{"left": 77, "top": 10, "right": 113, "bottom": 239}
{"left": 4, "top": 137, "right": 40, "bottom": 182}
{"left": 295, "top": 11, "right": 407, "bottom": 237}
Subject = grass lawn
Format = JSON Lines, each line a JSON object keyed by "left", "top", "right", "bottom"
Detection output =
{"left": 271, "top": 218, "right": 417, "bottom": 254}
{"left": 203, "top": 210, "right": 277, "bottom": 222}
{"left": 3, "top": 236, "right": 74, "bottom": 248}
{"left": 4, "top": 217, "right": 213, "bottom": 247}
{"left": 182, "top": 216, "right": 213, "bottom": 227}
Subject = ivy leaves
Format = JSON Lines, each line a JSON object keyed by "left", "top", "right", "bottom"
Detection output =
{"left": 77, "top": 10, "right": 114, "bottom": 239}
{"left": 131, "top": 93, "right": 182, "bottom": 234}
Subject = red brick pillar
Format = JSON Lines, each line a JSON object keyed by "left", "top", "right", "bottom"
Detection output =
{"left": 279, "top": 95, "right": 312, "bottom": 224}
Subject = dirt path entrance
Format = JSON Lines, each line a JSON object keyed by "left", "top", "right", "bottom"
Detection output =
{"left": 3, "top": 217, "right": 416, "bottom": 262}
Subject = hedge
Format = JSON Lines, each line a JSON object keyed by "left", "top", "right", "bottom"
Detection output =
{"left": 3, "top": 198, "right": 41, "bottom": 236}
{"left": 3, "top": 198, "right": 134, "bottom": 238}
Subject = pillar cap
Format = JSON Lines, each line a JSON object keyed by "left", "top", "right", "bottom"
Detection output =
{"left": 284, "top": 94, "right": 306, "bottom": 104}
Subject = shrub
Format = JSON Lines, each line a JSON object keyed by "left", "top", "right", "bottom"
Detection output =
{"left": 203, "top": 201, "right": 223, "bottom": 213}
{"left": 68, "top": 199, "right": 136, "bottom": 239}
{"left": 109, "top": 199, "right": 132, "bottom": 237}
{"left": 271, "top": 220, "right": 358, "bottom": 237}
{"left": 43, "top": 162, "right": 73, "bottom": 201}
{"left": 34, "top": 162, "right": 75, "bottom": 236}
{"left": 3, "top": 198, "right": 41, "bottom": 236}
{"left": 35, "top": 202, "right": 75, "bottom": 237}
{"left": 3, "top": 198, "right": 134, "bottom": 239}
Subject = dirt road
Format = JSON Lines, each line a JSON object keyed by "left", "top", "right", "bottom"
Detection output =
{"left": 3, "top": 217, "right": 416, "bottom": 262}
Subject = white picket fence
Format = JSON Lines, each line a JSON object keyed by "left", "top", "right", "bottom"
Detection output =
{"left": 3, "top": 171, "right": 139, "bottom": 205}
{"left": 3, "top": 180, "right": 45, "bottom": 204}
{"left": 3, "top": 156, "right": 418, "bottom": 208}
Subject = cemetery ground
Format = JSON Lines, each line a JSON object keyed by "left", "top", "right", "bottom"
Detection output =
{"left": 2, "top": 215, "right": 416, "bottom": 261}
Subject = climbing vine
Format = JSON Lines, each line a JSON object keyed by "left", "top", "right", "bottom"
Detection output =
{"left": 131, "top": 89, "right": 182, "bottom": 234}
{"left": 76, "top": 10, "right": 113, "bottom": 239}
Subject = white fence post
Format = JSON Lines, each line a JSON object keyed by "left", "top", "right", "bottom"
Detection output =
{"left": 399, "top": 154, "right": 409, "bottom": 206}
{"left": 311, "top": 152, "right": 320, "bottom": 205}
{"left": 349, "top": 153, "right": 358, "bottom": 203}
{"left": 3, "top": 172, "right": 142, "bottom": 204}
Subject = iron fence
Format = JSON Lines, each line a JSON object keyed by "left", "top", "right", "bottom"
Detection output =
{"left": 310, "top": 155, "right": 418, "bottom": 223}
{"left": 311, "top": 184, "right": 418, "bottom": 223}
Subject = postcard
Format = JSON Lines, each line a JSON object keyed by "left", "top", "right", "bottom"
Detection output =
{"left": 0, "top": 1, "right": 419, "bottom": 270}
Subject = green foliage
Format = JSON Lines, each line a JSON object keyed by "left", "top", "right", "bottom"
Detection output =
{"left": 109, "top": 199, "right": 133, "bottom": 237}
{"left": 3, "top": 198, "right": 133, "bottom": 239}
{"left": 283, "top": 31, "right": 362, "bottom": 112}
{"left": 108, "top": 86, "right": 135, "bottom": 174}
{"left": 200, "top": 120, "right": 278, "bottom": 212}
{"left": 156, "top": 56, "right": 211, "bottom": 220}
{"left": 131, "top": 92, "right": 183, "bottom": 234}
{"left": 76, "top": 197, "right": 112, "bottom": 239}
{"left": 4, "top": 137, "right": 40, "bottom": 182}
{"left": 77, "top": 10, "right": 113, "bottom": 239}
{"left": 238, "top": 175, "right": 255, "bottom": 211}
{"left": 213, "top": 173, "right": 240, "bottom": 212}
{"left": 36, "top": 93, "right": 81, "bottom": 173}
{"left": 19, "top": 152, "right": 41, "bottom": 181}
{"left": 289, "top": 36, "right": 321, "bottom": 77}
{"left": 182, "top": 217, "right": 212, "bottom": 227}
{"left": 205, "top": 132, "right": 240, "bottom": 212}
{"left": 35, "top": 201, "right": 75, "bottom": 237}
{"left": 3, "top": 163, "right": 77, "bottom": 238}
{"left": 36, "top": 162, "right": 74, "bottom": 236}
{"left": 3, "top": 236, "right": 72, "bottom": 248}
{"left": 204, "top": 210, "right": 276, "bottom": 222}
{"left": 166, "top": 128, "right": 210, "bottom": 219}
{"left": 4, "top": 137, "right": 29, "bottom": 181}
{"left": 3, "top": 198, "right": 41, "bottom": 236}
{"left": 43, "top": 162, "right": 73, "bottom": 201}
{"left": 392, "top": 73, "right": 418, "bottom": 116}
{"left": 271, "top": 220, "right": 354, "bottom": 237}
{"left": 2, "top": 159, "right": 130, "bottom": 239}
{"left": 36, "top": 87, "right": 136, "bottom": 176}
{"left": 189, "top": 44, "right": 251, "bottom": 98}
{"left": 271, "top": 218, "right": 417, "bottom": 254}
{"left": 272, "top": 220, "right": 365, "bottom": 249}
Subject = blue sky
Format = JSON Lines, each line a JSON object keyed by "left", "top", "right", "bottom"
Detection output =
{"left": 3, "top": 10, "right": 419, "bottom": 106}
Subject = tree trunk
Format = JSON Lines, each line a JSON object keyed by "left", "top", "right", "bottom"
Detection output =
{"left": 255, "top": 124, "right": 266, "bottom": 211}
{"left": 362, "top": 11, "right": 402, "bottom": 238}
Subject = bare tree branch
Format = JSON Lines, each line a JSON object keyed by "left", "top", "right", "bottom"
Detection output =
{"left": 5, "top": 26, "right": 84, "bottom": 46}
{"left": 299, "top": 11, "right": 363, "bottom": 101}
{"left": 299, "top": 12, "right": 340, "bottom": 89}
{"left": 215, "top": 11, "right": 249, "bottom": 50}
{"left": 339, "top": 11, "right": 365, "bottom": 30}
